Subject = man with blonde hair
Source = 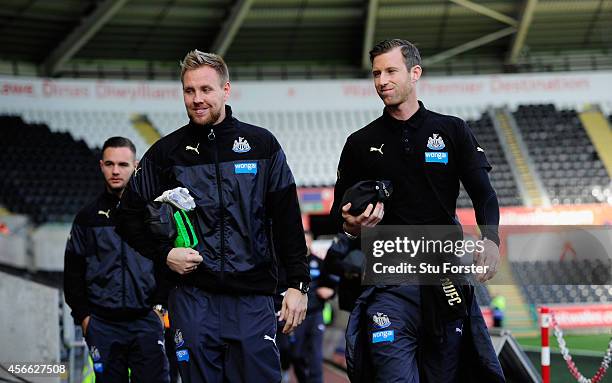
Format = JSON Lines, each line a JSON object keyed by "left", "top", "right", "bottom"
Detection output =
{"left": 117, "top": 50, "right": 310, "bottom": 382}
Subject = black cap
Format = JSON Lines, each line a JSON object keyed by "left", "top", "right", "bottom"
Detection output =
{"left": 340, "top": 180, "right": 393, "bottom": 216}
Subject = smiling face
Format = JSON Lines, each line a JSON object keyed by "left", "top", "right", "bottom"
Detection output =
{"left": 372, "top": 47, "right": 421, "bottom": 108}
{"left": 99, "top": 146, "right": 136, "bottom": 196}
{"left": 182, "top": 66, "right": 230, "bottom": 126}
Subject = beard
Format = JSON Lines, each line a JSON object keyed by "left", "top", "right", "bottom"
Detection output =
{"left": 378, "top": 85, "right": 411, "bottom": 107}
{"left": 187, "top": 105, "right": 222, "bottom": 126}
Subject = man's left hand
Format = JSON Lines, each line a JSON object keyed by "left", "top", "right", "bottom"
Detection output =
{"left": 279, "top": 288, "right": 308, "bottom": 334}
{"left": 473, "top": 238, "right": 500, "bottom": 283}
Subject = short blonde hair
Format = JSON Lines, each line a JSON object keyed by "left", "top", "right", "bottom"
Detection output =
{"left": 180, "top": 50, "right": 229, "bottom": 85}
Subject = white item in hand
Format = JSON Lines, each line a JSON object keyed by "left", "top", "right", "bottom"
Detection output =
{"left": 154, "top": 187, "right": 196, "bottom": 211}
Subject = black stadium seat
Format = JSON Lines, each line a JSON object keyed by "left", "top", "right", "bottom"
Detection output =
{"left": 511, "top": 259, "right": 612, "bottom": 304}
{"left": 0, "top": 115, "right": 103, "bottom": 223}
{"left": 458, "top": 114, "right": 522, "bottom": 208}
{"left": 513, "top": 104, "right": 611, "bottom": 204}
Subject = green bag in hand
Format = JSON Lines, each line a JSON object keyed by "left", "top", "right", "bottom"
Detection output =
{"left": 173, "top": 209, "right": 198, "bottom": 248}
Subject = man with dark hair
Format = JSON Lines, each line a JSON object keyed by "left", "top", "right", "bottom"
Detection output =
{"left": 101, "top": 136, "right": 137, "bottom": 157}
{"left": 116, "top": 50, "right": 309, "bottom": 382}
{"left": 333, "top": 39, "right": 505, "bottom": 382}
{"left": 64, "top": 136, "right": 170, "bottom": 383}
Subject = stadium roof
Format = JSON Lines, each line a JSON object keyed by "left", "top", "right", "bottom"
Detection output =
{"left": 1, "top": 0, "right": 611, "bottom": 79}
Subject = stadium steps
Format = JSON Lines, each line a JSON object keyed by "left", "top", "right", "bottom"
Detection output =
{"left": 490, "top": 108, "right": 549, "bottom": 207}
{"left": 487, "top": 256, "right": 538, "bottom": 337}
{"left": 130, "top": 114, "right": 161, "bottom": 145}
{"left": 578, "top": 106, "right": 612, "bottom": 178}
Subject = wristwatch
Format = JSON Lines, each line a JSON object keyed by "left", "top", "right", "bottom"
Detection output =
{"left": 344, "top": 230, "right": 358, "bottom": 240}
{"left": 342, "top": 223, "right": 358, "bottom": 240}
{"left": 289, "top": 281, "right": 310, "bottom": 295}
{"left": 153, "top": 304, "right": 167, "bottom": 315}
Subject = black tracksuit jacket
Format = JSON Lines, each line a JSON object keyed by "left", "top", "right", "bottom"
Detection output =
{"left": 116, "top": 106, "right": 309, "bottom": 295}
{"left": 64, "top": 191, "right": 161, "bottom": 324}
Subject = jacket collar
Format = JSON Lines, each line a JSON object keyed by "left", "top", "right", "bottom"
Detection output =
{"left": 101, "top": 189, "right": 121, "bottom": 208}
{"left": 382, "top": 100, "right": 427, "bottom": 130}
{"left": 187, "top": 105, "right": 237, "bottom": 140}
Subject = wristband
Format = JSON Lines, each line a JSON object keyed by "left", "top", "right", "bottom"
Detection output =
{"left": 344, "top": 230, "right": 358, "bottom": 240}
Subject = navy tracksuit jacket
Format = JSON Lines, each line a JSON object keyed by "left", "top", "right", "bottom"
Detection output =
{"left": 64, "top": 191, "right": 169, "bottom": 383}
{"left": 116, "top": 105, "right": 310, "bottom": 382}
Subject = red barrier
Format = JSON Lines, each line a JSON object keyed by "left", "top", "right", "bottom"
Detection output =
{"left": 541, "top": 306, "right": 612, "bottom": 383}
{"left": 540, "top": 306, "right": 551, "bottom": 383}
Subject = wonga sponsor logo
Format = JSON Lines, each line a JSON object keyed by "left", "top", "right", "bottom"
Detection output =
{"left": 372, "top": 330, "right": 395, "bottom": 343}
{"left": 176, "top": 349, "right": 190, "bottom": 362}
{"left": 234, "top": 162, "right": 257, "bottom": 174}
{"left": 425, "top": 152, "right": 448, "bottom": 164}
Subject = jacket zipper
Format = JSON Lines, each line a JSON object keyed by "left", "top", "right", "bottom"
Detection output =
{"left": 121, "top": 232, "right": 126, "bottom": 307}
{"left": 209, "top": 128, "right": 226, "bottom": 279}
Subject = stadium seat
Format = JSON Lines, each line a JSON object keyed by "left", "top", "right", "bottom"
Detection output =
{"left": 458, "top": 114, "right": 522, "bottom": 207}
{"left": 513, "top": 104, "right": 611, "bottom": 204}
{"left": 0, "top": 115, "right": 102, "bottom": 223}
{"left": 511, "top": 259, "right": 612, "bottom": 304}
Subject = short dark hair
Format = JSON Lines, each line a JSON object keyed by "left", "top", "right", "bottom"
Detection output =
{"left": 369, "top": 39, "right": 422, "bottom": 70}
{"left": 102, "top": 136, "right": 136, "bottom": 157}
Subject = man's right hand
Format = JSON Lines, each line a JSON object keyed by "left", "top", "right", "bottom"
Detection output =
{"left": 167, "top": 248, "right": 203, "bottom": 274}
{"left": 81, "top": 316, "right": 90, "bottom": 336}
{"left": 341, "top": 202, "right": 384, "bottom": 236}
